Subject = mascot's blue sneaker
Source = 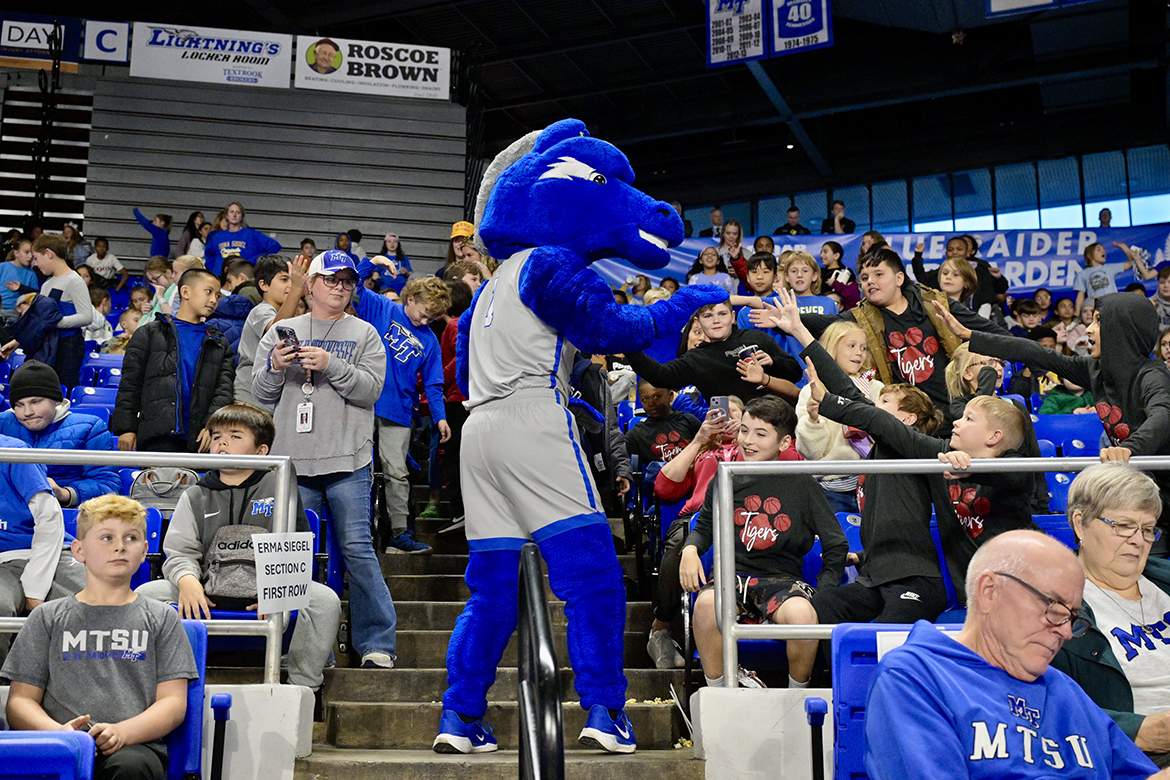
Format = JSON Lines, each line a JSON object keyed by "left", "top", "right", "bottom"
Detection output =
{"left": 578, "top": 704, "right": 637, "bottom": 753}
{"left": 433, "top": 709, "right": 498, "bottom": 754}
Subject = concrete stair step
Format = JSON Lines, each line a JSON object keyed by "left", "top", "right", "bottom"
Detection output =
{"left": 296, "top": 748, "right": 702, "bottom": 780}
{"left": 325, "top": 701, "right": 678, "bottom": 750}
{"left": 387, "top": 574, "right": 551, "bottom": 602}
{"left": 391, "top": 629, "right": 653, "bottom": 669}
{"left": 206, "top": 666, "right": 685, "bottom": 702}
{"left": 393, "top": 600, "right": 656, "bottom": 629}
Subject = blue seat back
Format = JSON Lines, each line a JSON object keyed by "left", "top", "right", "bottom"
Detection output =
{"left": 1036, "top": 438, "right": 1056, "bottom": 458}
{"left": 831, "top": 623, "right": 963, "bottom": 780}
{"left": 70, "top": 385, "right": 118, "bottom": 405}
{"left": 120, "top": 468, "right": 141, "bottom": 495}
{"left": 0, "top": 731, "right": 95, "bottom": 778}
{"left": 1046, "top": 471, "right": 1073, "bottom": 512}
{"left": 928, "top": 524, "right": 958, "bottom": 611}
{"left": 166, "top": 620, "right": 207, "bottom": 780}
{"left": 8, "top": 351, "right": 25, "bottom": 371}
{"left": 615, "top": 400, "right": 634, "bottom": 432}
{"left": 81, "top": 352, "right": 123, "bottom": 369}
{"left": 1033, "top": 513, "right": 1076, "bottom": 550}
{"left": 1001, "top": 392, "right": 1025, "bottom": 408}
{"left": 1029, "top": 393, "right": 1044, "bottom": 412}
{"left": 97, "top": 368, "right": 122, "bottom": 388}
{"left": 0, "top": 363, "right": 10, "bottom": 384}
{"left": 1059, "top": 432, "right": 1101, "bottom": 458}
{"left": 73, "top": 406, "right": 110, "bottom": 425}
{"left": 1032, "top": 414, "right": 1104, "bottom": 454}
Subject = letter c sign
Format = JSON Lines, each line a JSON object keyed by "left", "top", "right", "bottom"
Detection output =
{"left": 83, "top": 21, "right": 129, "bottom": 63}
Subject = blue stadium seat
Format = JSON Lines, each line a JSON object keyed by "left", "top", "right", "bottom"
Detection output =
{"left": 1032, "top": 414, "right": 1104, "bottom": 456}
{"left": 1059, "top": 432, "right": 1101, "bottom": 458}
{"left": 0, "top": 362, "right": 11, "bottom": 383}
{"left": 1030, "top": 393, "right": 1045, "bottom": 412}
{"left": 1037, "top": 438, "right": 1056, "bottom": 458}
{"left": 167, "top": 620, "right": 207, "bottom": 780}
{"left": 1034, "top": 513, "right": 1076, "bottom": 550}
{"left": 110, "top": 289, "right": 131, "bottom": 310}
{"left": 73, "top": 406, "right": 110, "bottom": 425}
{"left": 105, "top": 312, "right": 122, "bottom": 330}
{"left": 836, "top": 512, "right": 863, "bottom": 553}
{"left": 1001, "top": 392, "right": 1026, "bottom": 409}
{"left": 70, "top": 386, "right": 118, "bottom": 405}
{"left": 831, "top": 622, "right": 963, "bottom": 780}
{"left": 0, "top": 731, "right": 95, "bottom": 778}
{"left": 929, "top": 525, "right": 958, "bottom": 611}
{"left": 616, "top": 400, "right": 635, "bottom": 432}
{"left": 96, "top": 368, "right": 122, "bottom": 388}
{"left": 120, "top": 467, "right": 141, "bottom": 495}
{"left": 8, "top": 351, "right": 25, "bottom": 371}
{"left": 84, "top": 340, "right": 99, "bottom": 354}
{"left": 81, "top": 353, "right": 123, "bottom": 370}
{"left": 1046, "top": 471, "right": 1073, "bottom": 512}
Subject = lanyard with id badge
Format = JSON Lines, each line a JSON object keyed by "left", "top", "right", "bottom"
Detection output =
{"left": 277, "top": 322, "right": 338, "bottom": 434}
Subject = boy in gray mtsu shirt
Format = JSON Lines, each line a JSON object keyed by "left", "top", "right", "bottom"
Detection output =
{"left": 2, "top": 495, "right": 197, "bottom": 780}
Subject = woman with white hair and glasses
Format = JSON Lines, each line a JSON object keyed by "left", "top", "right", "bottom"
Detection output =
{"left": 1051, "top": 461, "right": 1170, "bottom": 767}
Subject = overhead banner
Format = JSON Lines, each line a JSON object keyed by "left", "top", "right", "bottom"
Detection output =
{"left": 294, "top": 36, "right": 450, "bottom": 100}
{"left": 0, "top": 13, "right": 81, "bottom": 73}
{"left": 130, "top": 22, "right": 292, "bottom": 88}
{"left": 707, "top": 0, "right": 767, "bottom": 68}
{"left": 592, "top": 223, "right": 1170, "bottom": 296}
{"left": 770, "top": 0, "right": 832, "bottom": 57}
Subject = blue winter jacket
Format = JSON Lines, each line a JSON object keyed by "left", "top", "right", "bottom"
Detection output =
{"left": 205, "top": 294, "right": 254, "bottom": 353}
{"left": 0, "top": 404, "right": 120, "bottom": 508}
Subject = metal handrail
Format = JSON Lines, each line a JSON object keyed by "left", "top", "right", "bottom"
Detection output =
{"left": 517, "top": 543, "right": 564, "bottom": 780}
{"left": 713, "top": 455, "right": 1170, "bottom": 686}
{"left": 0, "top": 447, "right": 295, "bottom": 684}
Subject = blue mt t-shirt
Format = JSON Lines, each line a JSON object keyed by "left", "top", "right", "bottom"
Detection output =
{"left": 0, "top": 263, "right": 38, "bottom": 308}
{"left": 353, "top": 289, "right": 445, "bottom": 427}
{"left": 0, "top": 434, "right": 54, "bottom": 554}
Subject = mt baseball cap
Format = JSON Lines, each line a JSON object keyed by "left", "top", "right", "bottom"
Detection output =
{"left": 450, "top": 221, "right": 474, "bottom": 239}
{"left": 308, "top": 250, "right": 357, "bottom": 277}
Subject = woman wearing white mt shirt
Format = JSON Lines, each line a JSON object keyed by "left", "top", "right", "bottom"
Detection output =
{"left": 1051, "top": 462, "right": 1170, "bottom": 767}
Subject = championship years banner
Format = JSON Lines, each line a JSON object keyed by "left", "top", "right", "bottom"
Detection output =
{"left": 294, "top": 36, "right": 450, "bottom": 100}
{"left": 592, "top": 223, "right": 1170, "bottom": 297}
{"left": 130, "top": 22, "right": 292, "bottom": 88}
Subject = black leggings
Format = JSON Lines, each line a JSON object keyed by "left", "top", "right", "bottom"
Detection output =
{"left": 53, "top": 330, "right": 85, "bottom": 391}
{"left": 653, "top": 516, "right": 691, "bottom": 623}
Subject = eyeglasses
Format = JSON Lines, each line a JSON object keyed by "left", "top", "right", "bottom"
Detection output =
{"left": 1096, "top": 516, "right": 1162, "bottom": 543}
{"left": 319, "top": 275, "right": 357, "bottom": 291}
{"left": 975, "top": 358, "right": 1007, "bottom": 368}
{"left": 995, "top": 572, "right": 1089, "bottom": 637}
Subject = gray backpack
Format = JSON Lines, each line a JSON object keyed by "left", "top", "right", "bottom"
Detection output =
{"left": 203, "top": 523, "right": 267, "bottom": 606}
{"left": 130, "top": 467, "right": 200, "bottom": 516}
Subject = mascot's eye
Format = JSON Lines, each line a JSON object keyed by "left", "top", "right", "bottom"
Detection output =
{"left": 590, "top": 173, "right": 607, "bottom": 185}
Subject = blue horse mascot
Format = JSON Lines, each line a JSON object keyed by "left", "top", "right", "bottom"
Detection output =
{"left": 432, "top": 119, "right": 729, "bottom": 754}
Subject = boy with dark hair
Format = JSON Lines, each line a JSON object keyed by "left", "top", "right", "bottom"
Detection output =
{"left": 112, "top": 268, "right": 235, "bottom": 453}
{"left": 679, "top": 395, "right": 847, "bottom": 688}
{"left": 297, "top": 239, "right": 316, "bottom": 262}
{"left": 221, "top": 258, "right": 262, "bottom": 306}
{"left": 84, "top": 237, "right": 128, "bottom": 291}
{"left": 133, "top": 208, "right": 172, "bottom": 259}
{"left": 354, "top": 259, "right": 451, "bottom": 554}
{"left": 624, "top": 379, "right": 702, "bottom": 469}
{"left": 1009, "top": 298, "right": 1044, "bottom": 339}
{"left": 4, "top": 495, "right": 197, "bottom": 780}
{"left": 136, "top": 403, "right": 340, "bottom": 705}
{"left": 0, "top": 360, "right": 120, "bottom": 508}
{"left": 234, "top": 255, "right": 308, "bottom": 407}
{"left": 1153, "top": 266, "right": 1170, "bottom": 328}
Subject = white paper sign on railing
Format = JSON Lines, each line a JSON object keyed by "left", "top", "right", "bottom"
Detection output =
{"left": 254, "top": 532, "right": 314, "bottom": 614}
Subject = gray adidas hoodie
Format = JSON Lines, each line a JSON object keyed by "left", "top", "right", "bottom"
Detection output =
{"left": 161, "top": 468, "right": 310, "bottom": 586}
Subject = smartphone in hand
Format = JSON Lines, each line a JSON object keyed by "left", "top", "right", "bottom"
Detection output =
{"left": 709, "top": 395, "right": 730, "bottom": 421}
{"left": 275, "top": 326, "right": 301, "bottom": 351}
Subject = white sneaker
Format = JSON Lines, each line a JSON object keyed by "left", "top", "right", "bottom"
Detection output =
{"left": 361, "top": 652, "right": 395, "bottom": 669}
{"left": 737, "top": 666, "right": 766, "bottom": 689}
{"left": 647, "top": 629, "right": 685, "bottom": 669}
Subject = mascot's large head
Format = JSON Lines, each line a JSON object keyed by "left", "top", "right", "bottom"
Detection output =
{"left": 475, "top": 119, "right": 683, "bottom": 270}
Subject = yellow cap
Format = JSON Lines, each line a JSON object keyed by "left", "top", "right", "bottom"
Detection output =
{"left": 451, "top": 221, "right": 475, "bottom": 239}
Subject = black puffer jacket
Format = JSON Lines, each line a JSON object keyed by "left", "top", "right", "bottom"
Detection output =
{"left": 111, "top": 316, "right": 235, "bottom": 450}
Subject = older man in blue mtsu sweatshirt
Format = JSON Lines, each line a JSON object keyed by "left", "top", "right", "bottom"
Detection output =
{"left": 865, "top": 530, "right": 1166, "bottom": 780}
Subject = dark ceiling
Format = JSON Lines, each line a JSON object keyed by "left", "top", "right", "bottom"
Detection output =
{"left": 23, "top": 0, "right": 1170, "bottom": 208}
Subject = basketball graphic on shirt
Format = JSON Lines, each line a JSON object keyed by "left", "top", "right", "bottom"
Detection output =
{"left": 949, "top": 484, "right": 990, "bottom": 537}
{"left": 887, "top": 327, "right": 938, "bottom": 384}
{"left": 1096, "top": 401, "right": 1130, "bottom": 442}
{"left": 737, "top": 494, "right": 781, "bottom": 550}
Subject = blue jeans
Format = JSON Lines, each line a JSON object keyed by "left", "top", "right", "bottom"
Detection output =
{"left": 823, "top": 487, "right": 859, "bottom": 515}
{"left": 298, "top": 465, "right": 397, "bottom": 658}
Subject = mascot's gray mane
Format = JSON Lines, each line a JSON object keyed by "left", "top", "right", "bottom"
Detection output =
{"left": 472, "top": 128, "right": 542, "bottom": 255}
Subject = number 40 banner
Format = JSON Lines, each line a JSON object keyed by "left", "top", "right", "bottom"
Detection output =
{"left": 771, "top": 0, "right": 832, "bottom": 57}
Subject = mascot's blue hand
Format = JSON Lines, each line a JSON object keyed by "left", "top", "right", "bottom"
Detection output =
{"left": 647, "top": 285, "right": 729, "bottom": 340}
{"left": 567, "top": 396, "right": 605, "bottom": 434}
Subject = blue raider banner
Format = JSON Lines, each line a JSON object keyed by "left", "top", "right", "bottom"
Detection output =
{"left": 770, "top": 0, "right": 833, "bottom": 57}
{"left": 708, "top": 0, "right": 766, "bottom": 68}
{"left": 592, "top": 223, "right": 1170, "bottom": 296}
{"left": 130, "top": 22, "right": 292, "bottom": 88}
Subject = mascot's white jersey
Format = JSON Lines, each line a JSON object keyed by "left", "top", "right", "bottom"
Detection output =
{"left": 467, "top": 248, "right": 576, "bottom": 409}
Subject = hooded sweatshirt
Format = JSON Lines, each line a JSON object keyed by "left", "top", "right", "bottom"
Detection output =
{"left": 160, "top": 468, "right": 309, "bottom": 586}
{"left": 969, "top": 292, "right": 1170, "bottom": 524}
{"left": 864, "top": 621, "right": 1158, "bottom": 780}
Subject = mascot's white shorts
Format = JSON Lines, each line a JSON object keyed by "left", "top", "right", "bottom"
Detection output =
{"left": 460, "top": 391, "right": 606, "bottom": 550}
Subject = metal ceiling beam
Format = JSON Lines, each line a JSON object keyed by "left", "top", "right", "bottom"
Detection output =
{"left": 746, "top": 60, "right": 831, "bottom": 176}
